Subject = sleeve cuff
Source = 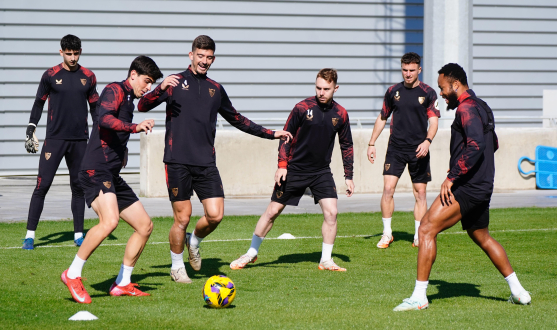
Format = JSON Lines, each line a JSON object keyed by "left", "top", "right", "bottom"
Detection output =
{"left": 131, "top": 124, "right": 138, "bottom": 133}
{"left": 278, "top": 161, "right": 288, "bottom": 169}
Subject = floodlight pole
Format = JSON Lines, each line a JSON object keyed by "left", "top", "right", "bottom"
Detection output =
{"left": 423, "top": 0, "right": 473, "bottom": 128}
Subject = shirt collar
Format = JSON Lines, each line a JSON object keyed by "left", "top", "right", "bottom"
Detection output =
{"left": 457, "top": 89, "right": 472, "bottom": 105}
{"left": 122, "top": 79, "right": 134, "bottom": 95}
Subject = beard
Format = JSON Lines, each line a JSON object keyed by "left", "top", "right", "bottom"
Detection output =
{"left": 446, "top": 89, "right": 459, "bottom": 110}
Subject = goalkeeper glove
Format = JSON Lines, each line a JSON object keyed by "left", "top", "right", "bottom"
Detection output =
{"left": 25, "top": 124, "right": 39, "bottom": 153}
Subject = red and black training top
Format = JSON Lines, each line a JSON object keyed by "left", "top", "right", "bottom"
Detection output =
{"left": 278, "top": 97, "right": 354, "bottom": 180}
{"left": 138, "top": 66, "right": 275, "bottom": 167}
{"left": 448, "top": 89, "right": 497, "bottom": 200}
{"left": 81, "top": 80, "right": 138, "bottom": 172}
{"left": 381, "top": 81, "right": 440, "bottom": 151}
{"left": 29, "top": 63, "right": 99, "bottom": 140}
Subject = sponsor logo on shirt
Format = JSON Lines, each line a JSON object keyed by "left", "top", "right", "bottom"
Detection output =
{"left": 394, "top": 91, "right": 400, "bottom": 101}
{"left": 306, "top": 109, "right": 313, "bottom": 121}
{"left": 182, "top": 83, "right": 189, "bottom": 90}
{"left": 332, "top": 118, "right": 339, "bottom": 126}
{"left": 103, "top": 181, "right": 112, "bottom": 189}
{"left": 80, "top": 78, "right": 87, "bottom": 86}
{"left": 209, "top": 88, "right": 215, "bottom": 97}
{"left": 435, "top": 99, "right": 439, "bottom": 110}
{"left": 172, "top": 188, "right": 178, "bottom": 197}
{"left": 45, "top": 152, "right": 51, "bottom": 160}
{"left": 418, "top": 96, "right": 425, "bottom": 104}
{"left": 56, "top": 79, "right": 62, "bottom": 85}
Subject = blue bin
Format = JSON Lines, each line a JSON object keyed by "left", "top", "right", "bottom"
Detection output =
{"left": 518, "top": 145, "right": 557, "bottom": 189}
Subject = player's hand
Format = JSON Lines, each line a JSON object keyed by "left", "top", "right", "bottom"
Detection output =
{"left": 345, "top": 179, "right": 354, "bottom": 197}
{"left": 25, "top": 124, "right": 39, "bottom": 153}
{"left": 160, "top": 75, "right": 180, "bottom": 91}
{"left": 367, "top": 145, "right": 376, "bottom": 164}
{"left": 275, "top": 168, "right": 287, "bottom": 186}
{"left": 440, "top": 178, "right": 454, "bottom": 206}
{"left": 416, "top": 140, "right": 431, "bottom": 159}
{"left": 274, "top": 130, "right": 293, "bottom": 143}
{"left": 136, "top": 119, "right": 155, "bottom": 134}
{"left": 122, "top": 147, "right": 129, "bottom": 168}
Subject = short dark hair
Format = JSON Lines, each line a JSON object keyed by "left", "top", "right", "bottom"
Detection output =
{"left": 128, "top": 55, "right": 163, "bottom": 81}
{"left": 317, "top": 68, "right": 338, "bottom": 84}
{"left": 192, "top": 35, "right": 216, "bottom": 52}
{"left": 438, "top": 63, "right": 468, "bottom": 86}
{"left": 60, "top": 34, "right": 81, "bottom": 51}
{"left": 401, "top": 52, "right": 421, "bottom": 65}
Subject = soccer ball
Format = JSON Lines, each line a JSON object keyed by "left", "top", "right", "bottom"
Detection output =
{"left": 202, "top": 275, "right": 236, "bottom": 308}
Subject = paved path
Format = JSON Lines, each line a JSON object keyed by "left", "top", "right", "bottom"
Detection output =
{"left": 1, "top": 174, "right": 556, "bottom": 223}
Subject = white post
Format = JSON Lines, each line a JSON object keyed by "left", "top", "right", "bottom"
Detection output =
{"left": 423, "top": 0, "right": 473, "bottom": 128}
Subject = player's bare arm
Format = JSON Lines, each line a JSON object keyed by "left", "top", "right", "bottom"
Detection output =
{"left": 367, "top": 114, "right": 387, "bottom": 164}
{"left": 415, "top": 116, "right": 439, "bottom": 159}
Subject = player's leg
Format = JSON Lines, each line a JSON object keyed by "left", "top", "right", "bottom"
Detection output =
{"left": 394, "top": 195, "right": 461, "bottom": 311}
{"left": 186, "top": 165, "right": 226, "bottom": 272}
{"left": 467, "top": 227, "right": 530, "bottom": 304}
{"left": 230, "top": 201, "right": 286, "bottom": 270}
{"left": 109, "top": 200, "right": 153, "bottom": 296}
{"left": 317, "top": 198, "right": 346, "bottom": 271}
{"left": 23, "top": 139, "right": 65, "bottom": 249}
{"left": 378, "top": 175, "right": 399, "bottom": 248}
{"left": 62, "top": 190, "right": 120, "bottom": 304}
{"left": 408, "top": 151, "right": 432, "bottom": 247}
{"left": 169, "top": 200, "right": 193, "bottom": 283}
{"left": 411, "top": 182, "right": 427, "bottom": 247}
{"left": 65, "top": 140, "right": 87, "bottom": 245}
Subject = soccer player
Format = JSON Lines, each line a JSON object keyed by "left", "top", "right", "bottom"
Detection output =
{"left": 230, "top": 68, "right": 354, "bottom": 272}
{"left": 138, "top": 35, "right": 292, "bottom": 283}
{"left": 61, "top": 56, "right": 162, "bottom": 303}
{"left": 367, "top": 52, "right": 439, "bottom": 248}
{"left": 22, "top": 34, "right": 99, "bottom": 250}
{"left": 393, "top": 63, "right": 531, "bottom": 311}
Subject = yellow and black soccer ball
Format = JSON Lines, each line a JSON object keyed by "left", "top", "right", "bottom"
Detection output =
{"left": 202, "top": 275, "right": 236, "bottom": 308}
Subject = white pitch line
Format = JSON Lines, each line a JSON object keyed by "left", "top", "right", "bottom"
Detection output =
{"left": 2, "top": 228, "right": 556, "bottom": 250}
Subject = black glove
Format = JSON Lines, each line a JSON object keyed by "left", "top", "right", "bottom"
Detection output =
{"left": 25, "top": 124, "right": 39, "bottom": 153}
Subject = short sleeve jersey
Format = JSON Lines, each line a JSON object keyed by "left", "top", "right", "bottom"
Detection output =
{"left": 29, "top": 63, "right": 99, "bottom": 140}
{"left": 381, "top": 81, "right": 440, "bottom": 151}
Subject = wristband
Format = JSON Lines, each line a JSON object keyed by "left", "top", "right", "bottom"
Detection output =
{"left": 425, "top": 138, "right": 432, "bottom": 143}
{"left": 368, "top": 144, "right": 374, "bottom": 146}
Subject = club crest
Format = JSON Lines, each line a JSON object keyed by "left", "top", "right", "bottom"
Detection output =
{"left": 276, "top": 190, "right": 283, "bottom": 198}
{"left": 103, "top": 181, "right": 112, "bottom": 189}
{"left": 418, "top": 96, "right": 425, "bottom": 104}
{"left": 45, "top": 152, "right": 51, "bottom": 160}
{"left": 209, "top": 88, "right": 215, "bottom": 97}
{"left": 172, "top": 188, "right": 178, "bottom": 197}
{"left": 332, "top": 118, "right": 339, "bottom": 126}
{"left": 80, "top": 78, "right": 87, "bottom": 86}
{"left": 394, "top": 91, "right": 400, "bottom": 101}
{"left": 434, "top": 99, "right": 439, "bottom": 110}
{"left": 182, "top": 83, "right": 189, "bottom": 90}
{"left": 385, "top": 163, "right": 391, "bottom": 171}
{"left": 55, "top": 79, "right": 62, "bottom": 85}
{"left": 306, "top": 109, "right": 313, "bottom": 121}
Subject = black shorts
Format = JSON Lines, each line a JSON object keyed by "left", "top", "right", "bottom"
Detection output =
{"left": 383, "top": 147, "right": 431, "bottom": 183}
{"left": 78, "top": 169, "right": 139, "bottom": 210}
{"left": 165, "top": 163, "right": 225, "bottom": 202}
{"left": 271, "top": 172, "right": 337, "bottom": 206}
{"left": 453, "top": 188, "right": 490, "bottom": 230}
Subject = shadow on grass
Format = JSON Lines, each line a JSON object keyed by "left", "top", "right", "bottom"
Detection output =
{"left": 428, "top": 280, "right": 506, "bottom": 302}
{"left": 250, "top": 251, "right": 350, "bottom": 268}
{"left": 89, "top": 271, "right": 167, "bottom": 296}
{"left": 36, "top": 230, "right": 117, "bottom": 247}
{"left": 362, "top": 231, "right": 414, "bottom": 244}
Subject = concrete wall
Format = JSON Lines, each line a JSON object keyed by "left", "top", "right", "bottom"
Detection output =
{"left": 140, "top": 127, "right": 556, "bottom": 198}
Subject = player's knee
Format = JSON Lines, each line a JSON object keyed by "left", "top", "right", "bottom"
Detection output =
{"left": 383, "top": 185, "right": 396, "bottom": 198}
{"left": 206, "top": 212, "right": 223, "bottom": 226}
{"left": 266, "top": 207, "right": 281, "bottom": 220}
{"left": 174, "top": 213, "right": 191, "bottom": 229}
{"left": 100, "top": 217, "right": 119, "bottom": 234}
{"left": 139, "top": 218, "right": 153, "bottom": 237}
{"left": 323, "top": 208, "right": 338, "bottom": 220}
{"left": 415, "top": 189, "right": 427, "bottom": 202}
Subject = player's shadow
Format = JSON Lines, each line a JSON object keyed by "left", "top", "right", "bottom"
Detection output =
{"left": 152, "top": 257, "right": 233, "bottom": 280}
{"left": 89, "top": 272, "right": 167, "bottom": 297}
{"left": 428, "top": 280, "right": 506, "bottom": 302}
{"left": 250, "top": 251, "right": 350, "bottom": 268}
{"left": 361, "top": 231, "right": 413, "bottom": 244}
{"left": 36, "top": 231, "right": 116, "bottom": 247}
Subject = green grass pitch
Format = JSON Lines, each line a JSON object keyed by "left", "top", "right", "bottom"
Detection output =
{"left": 1, "top": 207, "right": 556, "bottom": 329}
